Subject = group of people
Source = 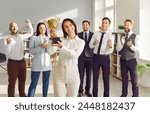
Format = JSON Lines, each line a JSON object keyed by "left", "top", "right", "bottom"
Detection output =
{"left": 2, "top": 17, "right": 139, "bottom": 97}
{"left": 78, "top": 18, "right": 139, "bottom": 97}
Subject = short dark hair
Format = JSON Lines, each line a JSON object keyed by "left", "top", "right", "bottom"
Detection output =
{"left": 36, "top": 22, "right": 48, "bottom": 36}
{"left": 124, "top": 19, "right": 134, "bottom": 25}
{"left": 102, "top": 17, "right": 111, "bottom": 24}
{"left": 82, "top": 20, "right": 90, "bottom": 25}
{"left": 62, "top": 18, "right": 78, "bottom": 38}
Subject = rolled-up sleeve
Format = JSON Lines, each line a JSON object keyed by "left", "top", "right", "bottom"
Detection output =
{"left": 21, "top": 23, "right": 33, "bottom": 40}
{"left": 47, "top": 40, "right": 58, "bottom": 55}
{"left": 130, "top": 35, "right": 140, "bottom": 56}
{"left": 3, "top": 36, "right": 11, "bottom": 54}
{"left": 107, "top": 34, "right": 114, "bottom": 53}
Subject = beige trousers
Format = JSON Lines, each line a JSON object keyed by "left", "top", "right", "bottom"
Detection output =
{"left": 53, "top": 64, "right": 80, "bottom": 97}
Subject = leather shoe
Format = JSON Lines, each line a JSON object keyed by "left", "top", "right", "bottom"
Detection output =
{"left": 85, "top": 92, "right": 92, "bottom": 97}
{"left": 120, "top": 94, "right": 127, "bottom": 97}
{"left": 78, "top": 93, "right": 83, "bottom": 97}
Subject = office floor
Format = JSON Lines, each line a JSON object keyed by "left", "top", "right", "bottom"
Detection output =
{"left": 0, "top": 68, "right": 150, "bottom": 97}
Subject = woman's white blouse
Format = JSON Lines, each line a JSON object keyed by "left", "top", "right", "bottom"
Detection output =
{"left": 58, "top": 36, "right": 85, "bottom": 66}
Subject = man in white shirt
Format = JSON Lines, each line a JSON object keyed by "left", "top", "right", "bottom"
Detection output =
{"left": 89, "top": 17, "right": 114, "bottom": 97}
{"left": 117, "top": 19, "right": 139, "bottom": 97}
{"left": 4, "top": 19, "right": 33, "bottom": 97}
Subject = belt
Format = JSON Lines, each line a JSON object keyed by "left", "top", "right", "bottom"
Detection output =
{"left": 8, "top": 58, "right": 25, "bottom": 62}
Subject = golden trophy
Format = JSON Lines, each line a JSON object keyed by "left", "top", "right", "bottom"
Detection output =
{"left": 44, "top": 18, "right": 60, "bottom": 68}
{"left": 44, "top": 18, "right": 60, "bottom": 39}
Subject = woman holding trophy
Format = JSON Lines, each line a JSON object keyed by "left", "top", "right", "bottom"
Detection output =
{"left": 52, "top": 18, "right": 85, "bottom": 97}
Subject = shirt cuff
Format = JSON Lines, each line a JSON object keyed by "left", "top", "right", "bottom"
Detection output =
{"left": 130, "top": 44, "right": 136, "bottom": 52}
{"left": 27, "top": 23, "right": 32, "bottom": 28}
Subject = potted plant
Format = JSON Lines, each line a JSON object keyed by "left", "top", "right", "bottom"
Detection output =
{"left": 118, "top": 25, "right": 124, "bottom": 30}
{"left": 137, "top": 64, "right": 150, "bottom": 87}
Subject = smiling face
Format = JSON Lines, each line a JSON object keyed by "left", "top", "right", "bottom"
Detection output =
{"left": 101, "top": 19, "right": 110, "bottom": 32}
{"left": 124, "top": 21, "right": 133, "bottom": 33}
{"left": 39, "top": 24, "right": 46, "bottom": 35}
{"left": 9, "top": 23, "right": 18, "bottom": 34}
{"left": 63, "top": 21, "right": 75, "bottom": 35}
{"left": 82, "top": 22, "right": 90, "bottom": 32}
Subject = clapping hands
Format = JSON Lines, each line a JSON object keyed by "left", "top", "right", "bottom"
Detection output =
{"left": 40, "top": 40, "right": 48, "bottom": 48}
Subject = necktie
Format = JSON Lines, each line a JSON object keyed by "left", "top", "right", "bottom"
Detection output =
{"left": 125, "top": 34, "right": 129, "bottom": 40}
{"left": 84, "top": 32, "right": 87, "bottom": 42}
{"left": 97, "top": 32, "right": 105, "bottom": 54}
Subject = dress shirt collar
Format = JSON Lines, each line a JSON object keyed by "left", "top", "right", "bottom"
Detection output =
{"left": 83, "top": 31, "right": 89, "bottom": 34}
{"left": 66, "top": 35, "right": 79, "bottom": 41}
{"left": 125, "top": 30, "right": 133, "bottom": 36}
{"left": 99, "top": 30, "right": 109, "bottom": 34}
{"left": 9, "top": 33, "right": 19, "bottom": 37}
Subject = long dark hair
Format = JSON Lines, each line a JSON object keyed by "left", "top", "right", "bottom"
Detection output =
{"left": 62, "top": 18, "right": 78, "bottom": 38}
{"left": 36, "top": 22, "right": 48, "bottom": 36}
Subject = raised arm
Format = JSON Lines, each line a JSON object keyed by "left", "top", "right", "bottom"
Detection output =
{"left": 21, "top": 19, "right": 34, "bottom": 40}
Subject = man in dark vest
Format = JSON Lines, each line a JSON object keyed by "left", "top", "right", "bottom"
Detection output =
{"left": 117, "top": 19, "right": 139, "bottom": 97}
{"left": 78, "top": 20, "right": 94, "bottom": 97}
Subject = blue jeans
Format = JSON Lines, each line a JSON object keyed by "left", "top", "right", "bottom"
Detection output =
{"left": 28, "top": 70, "right": 51, "bottom": 97}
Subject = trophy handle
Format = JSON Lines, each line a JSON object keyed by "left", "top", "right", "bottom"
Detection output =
{"left": 43, "top": 20, "right": 49, "bottom": 29}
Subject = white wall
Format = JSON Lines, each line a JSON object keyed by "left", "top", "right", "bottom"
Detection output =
{"left": 0, "top": 0, "right": 93, "bottom": 53}
{"left": 0, "top": 0, "right": 93, "bottom": 34}
{"left": 116, "top": 0, "right": 140, "bottom": 33}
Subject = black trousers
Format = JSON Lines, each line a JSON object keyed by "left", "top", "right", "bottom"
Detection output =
{"left": 120, "top": 58, "right": 139, "bottom": 97}
{"left": 78, "top": 56, "right": 92, "bottom": 93}
{"left": 92, "top": 54, "right": 110, "bottom": 97}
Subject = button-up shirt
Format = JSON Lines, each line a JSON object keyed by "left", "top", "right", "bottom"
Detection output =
{"left": 53, "top": 35, "right": 85, "bottom": 81}
{"left": 89, "top": 30, "right": 114, "bottom": 55}
{"left": 4, "top": 23, "right": 33, "bottom": 60}
{"left": 83, "top": 31, "right": 89, "bottom": 41}
{"left": 58, "top": 35, "right": 85, "bottom": 66}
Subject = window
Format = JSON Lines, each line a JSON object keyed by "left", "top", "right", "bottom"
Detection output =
{"left": 104, "top": 0, "right": 116, "bottom": 31}
{"left": 105, "top": 0, "right": 114, "bottom": 7}
{"left": 93, "top": 0, "right": 116, "bottom": 31}
{"left": 139, "top": 0, "right": 150, "bottom": 60}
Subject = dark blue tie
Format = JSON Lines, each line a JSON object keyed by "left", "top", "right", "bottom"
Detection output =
{"left": 84, "top": 32, "right": 87, "bottom": 42}
{"left": 97, "top": 32, "right": 105, "bottom": 54}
